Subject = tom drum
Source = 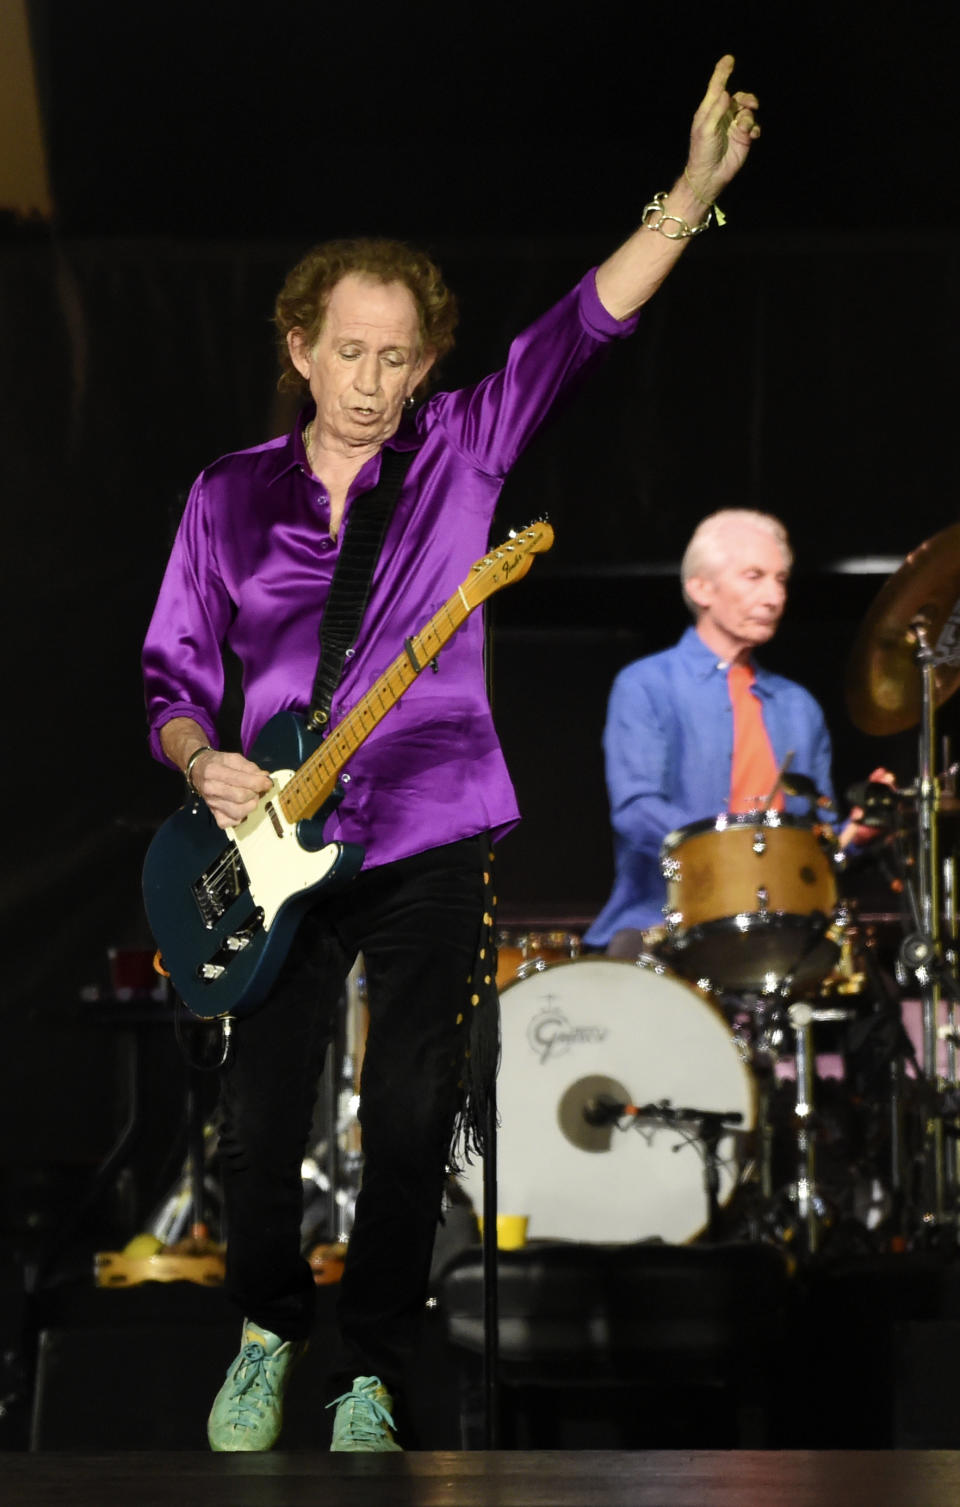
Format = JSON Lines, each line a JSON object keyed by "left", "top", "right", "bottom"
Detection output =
{"left": 661, "top": 812, "right": 840, "bottom": 994}
{"left": 495, "top": 928, "right": 581, "bottom": 991}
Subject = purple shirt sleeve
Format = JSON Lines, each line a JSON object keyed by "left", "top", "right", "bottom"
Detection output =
{"left": 424, "top": 271, "right": 638, "bottom": 478}
{"left": 142, "top": 468, "right": 233, "bottom": 762}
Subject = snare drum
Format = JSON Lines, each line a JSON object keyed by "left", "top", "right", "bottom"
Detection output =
{"left": 458, "top": 956, "right": 755, "bottom": 1245}
{"left": 661, "top": 812, "right": 840, "bottom": 994}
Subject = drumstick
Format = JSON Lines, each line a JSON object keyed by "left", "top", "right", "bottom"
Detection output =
{"left": 759, "top": 749, "right": 794, "bottom": 810}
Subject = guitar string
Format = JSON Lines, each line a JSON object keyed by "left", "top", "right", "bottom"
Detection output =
{"left": 196, "top": 549, "right": 524, "bottom": 892}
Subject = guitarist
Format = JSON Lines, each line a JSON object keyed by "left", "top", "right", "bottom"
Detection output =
{"left": 142, "top": 57, "right": 760, "bottom": 1453}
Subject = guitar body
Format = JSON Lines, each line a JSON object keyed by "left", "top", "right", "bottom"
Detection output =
{"left": 142, "top": 712, "right": 364, "bottom": 1019}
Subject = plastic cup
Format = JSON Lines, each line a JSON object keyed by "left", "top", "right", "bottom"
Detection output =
{"left": 478, "top": 1214, "right": 529, "bottom": 1249}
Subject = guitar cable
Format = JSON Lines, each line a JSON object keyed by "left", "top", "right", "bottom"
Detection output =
{"left": 172, "top": 992, "right": 235, "bottom": 1071}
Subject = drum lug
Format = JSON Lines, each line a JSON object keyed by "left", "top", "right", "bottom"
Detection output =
{"left": 752, "top": 829, "right": 767, "bottom": 855}
{"left": 515, "top": 956, "right": 549, "bottom": 981}
{"left": 756, "top": 885, "right": 769, "bottom": 915}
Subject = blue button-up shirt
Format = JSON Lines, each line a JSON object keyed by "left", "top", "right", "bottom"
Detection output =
{"left": 585, "top": 626, "right": 836, "bottom": 944}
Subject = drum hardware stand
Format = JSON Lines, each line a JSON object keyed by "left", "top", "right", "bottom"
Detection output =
{"left": 844, "top": 524, "right": 960, "bottom": 1243}
{"left": 698, "top": 1111, "right": 740, "bottom": 1241}
{"left": 890, "top": 618, "right": 960, "bottom": 1229}
{"left": 748, "top": 911, "right": 850, "bottom": 1254}
{"left": 724, "top": 993, "right": 786, "bottom": 1230}
{"left": 95, "top": 1002, "right": 227, "bottom": 1287}
{"left": 335, "top": 956, "right": 367, "bottom": 1241}
{"left": 782, "top": 998, "right": 855, "bottom": 1255}
{"left": 938, "top": 754, "right": 960, "bottom": 1202}
{"left": 304, "top": 959, "right": 367, "bottom": 1281}
{"left": 855, "top": 931, "right": 919, "bottom": 1243}
{"left": 912, "top": 617, "right": 945, "bottom": 1223}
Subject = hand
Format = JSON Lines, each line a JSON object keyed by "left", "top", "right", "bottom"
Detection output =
{"left": 839, "top": 767, "right": 898, "bottom": 850}
{"left": 685, "top": 55, "right": 761, "bottom": 206}
{"left": 191, "top": 748, "right": 273, "bottom": 830}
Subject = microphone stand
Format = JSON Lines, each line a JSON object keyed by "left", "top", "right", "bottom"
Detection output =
{"left": 697, "top": 1113, "right": 726, "bottom": 1241}
{"left": 481, "top": 586, "right": 500, "bottom": 1449}
{"left": 628, "top": 1102, "right": 743, "bottom": 1242}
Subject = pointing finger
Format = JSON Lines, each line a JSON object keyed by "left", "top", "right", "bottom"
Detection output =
{"left": 694, "top": 54, "right": 735, "bottom": 120}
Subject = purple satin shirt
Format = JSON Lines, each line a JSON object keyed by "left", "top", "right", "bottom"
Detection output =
{"left": 143, "top": 270, "right": 637, "bottom": 871}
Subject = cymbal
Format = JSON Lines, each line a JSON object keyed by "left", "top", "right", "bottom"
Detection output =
{"left": 846, "top": 522, "right": 960, "bottom": 735}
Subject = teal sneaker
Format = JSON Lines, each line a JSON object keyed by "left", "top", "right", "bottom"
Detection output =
{"left": 207, "top": 1320, "right": 306, "bottom": 1452}
{"left": 328, "top": 1375, "right": 403, "bottom": 1452}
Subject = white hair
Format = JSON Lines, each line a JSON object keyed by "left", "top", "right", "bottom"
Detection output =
{"left": 680, "top": 509, "right": 793, "bottom": 617}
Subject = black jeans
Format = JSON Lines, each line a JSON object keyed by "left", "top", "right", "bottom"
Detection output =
{"left": 217, "top": 834, "right": 487, "bottom": 1391}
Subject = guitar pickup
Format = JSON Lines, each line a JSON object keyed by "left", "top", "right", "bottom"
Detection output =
{"left": 196, "top": 911, "right": 264, "bottom": 984}
{"left": 191, "top": 842, "right": 250, "bottom": 927}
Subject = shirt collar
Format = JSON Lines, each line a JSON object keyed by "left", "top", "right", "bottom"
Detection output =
{"left": 267, "top": 403, "right": 421, "bottom": 487}
{"left": 678, "top": 624, "right": 774, "bottom": 695}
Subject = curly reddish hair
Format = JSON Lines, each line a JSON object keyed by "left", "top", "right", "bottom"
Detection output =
{"left": 274, "top": 237, "right": 458, "bottom": 397}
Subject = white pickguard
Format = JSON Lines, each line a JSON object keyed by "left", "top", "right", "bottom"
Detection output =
{"left": 226, "top": 769, "right": 342, "bottom": 930}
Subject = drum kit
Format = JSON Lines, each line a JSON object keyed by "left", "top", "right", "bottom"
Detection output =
{"left": 459, "top": 524, "right": 960, "bottom": 1260}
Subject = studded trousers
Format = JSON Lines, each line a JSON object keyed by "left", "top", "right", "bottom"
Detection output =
{"left": 216, "top": 833, "right": 488, "bottom": 1391}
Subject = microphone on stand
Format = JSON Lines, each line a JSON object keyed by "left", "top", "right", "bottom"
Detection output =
{"left": 582, "top": 1095, "right": 629, "bottom": 1127}
{"left": 582, "top": 1097, "right": 744, "bottom": 1129}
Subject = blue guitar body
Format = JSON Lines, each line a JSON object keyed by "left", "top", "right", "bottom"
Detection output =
{"left": 142, "top": 712, "right": 364, "bottom": 1019}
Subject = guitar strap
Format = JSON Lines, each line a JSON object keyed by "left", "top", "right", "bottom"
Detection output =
{"left": 305, "top": 441, "right": 501, "bottom": 1169}
{"left": 306, "top": 445, "right": 416, "bottom": 734}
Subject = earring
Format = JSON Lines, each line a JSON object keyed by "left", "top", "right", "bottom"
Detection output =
{"left": 403, "top": 395, "right": 416, "bottom": 411}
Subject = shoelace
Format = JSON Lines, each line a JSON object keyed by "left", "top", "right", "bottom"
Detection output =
{"left": 224, "top": 1341, "right": 279, "bottom": 1429}
{"left": 327, "top": 1384, "right": 396, "bottom": 1444}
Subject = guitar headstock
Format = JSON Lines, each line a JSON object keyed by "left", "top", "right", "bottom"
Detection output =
{"left": 463, "top": 520, "right": 555, "bottom": 607}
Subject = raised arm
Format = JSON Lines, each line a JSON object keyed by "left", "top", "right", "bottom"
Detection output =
{"left": 595, "top": 55, "right": 761, "bottom": 321}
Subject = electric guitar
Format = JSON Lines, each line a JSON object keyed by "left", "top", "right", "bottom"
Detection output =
{"left": 142, "top": 521, "right": 554, "bottom": 1019}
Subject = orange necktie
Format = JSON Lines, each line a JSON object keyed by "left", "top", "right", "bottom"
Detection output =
{"left": 728, "top": 661, "right": 783, "bottom": 813}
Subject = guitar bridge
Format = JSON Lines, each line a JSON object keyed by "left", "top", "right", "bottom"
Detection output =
{"left": 192, "top": 842, "right": 250, "bottom": 927}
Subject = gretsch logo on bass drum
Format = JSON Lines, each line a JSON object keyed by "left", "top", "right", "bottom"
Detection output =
{"left": 527, "top": 1006, "right": 608, "bottom": 1064}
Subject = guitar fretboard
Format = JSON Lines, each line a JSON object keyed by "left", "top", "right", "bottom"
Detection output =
{"left": 278, "top": 592, "right": 470, "bottom": 824}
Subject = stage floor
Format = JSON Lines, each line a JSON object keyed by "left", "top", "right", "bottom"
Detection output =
{"left": 6, "top": 1449, "right": 960, "bottom": 1507}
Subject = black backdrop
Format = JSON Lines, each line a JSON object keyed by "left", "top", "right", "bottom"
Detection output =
{"left": 3, "top": 2, "right": 959, "bottom": 1189}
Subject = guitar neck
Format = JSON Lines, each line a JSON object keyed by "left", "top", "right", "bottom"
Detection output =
{"left": 279, "top": 588, "right": 471, "bottom": 824}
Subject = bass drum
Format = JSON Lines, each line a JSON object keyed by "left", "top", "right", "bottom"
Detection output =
{"left": 459, "top": 956, "right": 755, "bottom": 1246}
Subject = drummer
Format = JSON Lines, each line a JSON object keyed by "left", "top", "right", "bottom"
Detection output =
{"left": 584, "top": 509, "right": 888, "bottom": 958}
